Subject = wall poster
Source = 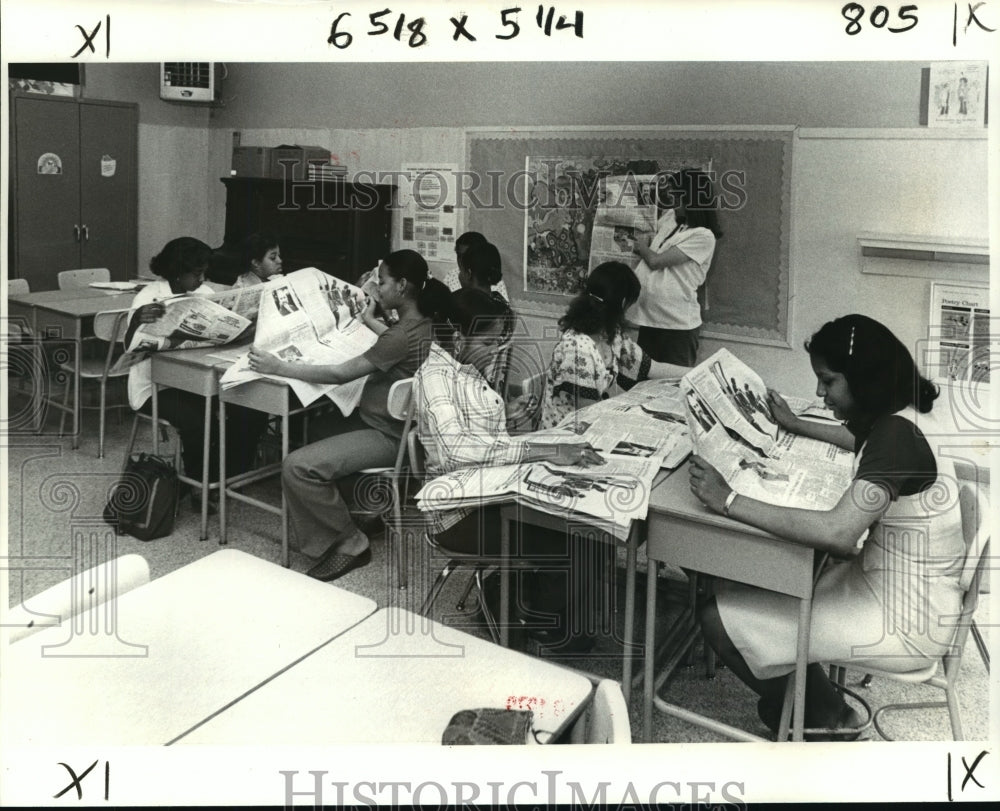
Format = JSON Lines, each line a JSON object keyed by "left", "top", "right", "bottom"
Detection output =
{"left": 927, "top": 281, "right": 991, "bottom": 385}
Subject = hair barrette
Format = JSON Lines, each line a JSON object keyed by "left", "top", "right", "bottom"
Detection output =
{"left": 589, "top": 292, "right": 604, "bottom": 303}
{"left": 848, "top": 326, "right": 855, "bottom": 356}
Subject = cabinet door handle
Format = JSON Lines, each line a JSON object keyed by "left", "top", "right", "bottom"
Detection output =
{"left": 73, "top": 224, "right": 81, "bottom": 242}
{"left": 81, "top": 225, "right": 89, "bottom": 242}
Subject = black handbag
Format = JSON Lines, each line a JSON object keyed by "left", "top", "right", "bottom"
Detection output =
{"left": 441, "top": 708, "right": 534, "bottom": 745}
{"left": 104, "top": 453, "right": 180, "bottom": 541}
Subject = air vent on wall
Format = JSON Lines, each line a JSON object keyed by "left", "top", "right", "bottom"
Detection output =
{"left": 160, "top": 62, "right": 220, "bottom": 102}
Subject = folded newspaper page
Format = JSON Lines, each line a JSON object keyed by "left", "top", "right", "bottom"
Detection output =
{"left": 219, "top": 267, "right": 377, "bottom": 413}
{"left": 681, "top": 349, "right": 853, "bottom": 510}
{"left": 415, "top": 440, "right": 662, "bottom": 540}
{"left": 111, "top": 289, "right": 257, "bottom": 374}
{"left": 587, "top": 174, "right": 659, "bottom": 273}
{"left": 555, "top": 378, "right": 692, "bottom": 469}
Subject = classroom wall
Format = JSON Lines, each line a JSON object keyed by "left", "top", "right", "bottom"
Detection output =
{"left": 81, "top": 62, "right": 990, "bottom": 397}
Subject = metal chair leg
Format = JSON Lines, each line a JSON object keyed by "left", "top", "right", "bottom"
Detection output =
{"left": 419, "top": 560, "right": 459, "bottom": 616}
{"left": 455, "top": 573, "right": 478, "bottom": 611}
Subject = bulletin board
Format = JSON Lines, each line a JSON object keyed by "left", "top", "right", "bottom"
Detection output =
{"left": 465, "top": 127, "right": 794, "bottom": 346}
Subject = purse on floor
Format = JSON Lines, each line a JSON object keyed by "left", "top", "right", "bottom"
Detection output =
{"left": 103, "top": 453, "right": 180, "bottom": 541}
{"left": 441, "top": 708, "right": 534, "bottom": 745}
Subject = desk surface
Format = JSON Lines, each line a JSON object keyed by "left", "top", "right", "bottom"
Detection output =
{"left": 177, "top": 607, "right": 594, "bottom": 745}
{"left": 2, "top": 550, "right": 377, "bottom": 746}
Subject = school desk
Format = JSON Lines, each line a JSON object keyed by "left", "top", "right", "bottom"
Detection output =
{"left": 217, "top": 374, "right": 320, "bottom": 568}
{"left": 175, "top": 606, "right": 594, "bottom": 745}
{"left": 149, "top": 345, "right": 230, "bottom": 540}
{"left": 642, "top": 468, "right": 816, "bottom": 742}
{"left": 2, "top": 549, "right": 378, "bottom": 747}
{"left": 6, "top": 288, "right": 136, "bottom": 439}
{"left": 497, "top": 503, "right": 645, "bottom": 705}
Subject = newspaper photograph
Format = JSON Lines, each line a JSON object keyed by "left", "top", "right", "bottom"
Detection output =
{"left": 556, "top": 378, "right": 692, "bottom": 469}
{"left": 682, "top": 349, "right": 853, "bottom": 510}
{"left": 415, "top": 449, "right": 661, "bottom": 539}
{"left": 219, "top": 267, "right": 377, "bottom": 412}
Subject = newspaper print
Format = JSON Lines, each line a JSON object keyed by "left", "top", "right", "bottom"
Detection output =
{"left": 587, "top": 174, "right": 659, "bottom": 273}
{"left": 682, "top": 349, "right": 852, "bottom": 510}
{"left": 554, "top": 378, "right": 692, "bottom": 469}
{"left": 110, "top": 292, "right": 254, "bottom": 374}
{"left": 219, "top": 267, "right": 377, "bottom": 412}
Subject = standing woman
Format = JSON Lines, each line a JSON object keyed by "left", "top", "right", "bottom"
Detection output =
{"left": 539, "top": 261, "right": 688, "bottom": 430}
{"left": 126, "top": 237, "right": 267, "bottom": 488}
{"left": 628, "top": 168, "right": 722, "bottom": 366}
{"left": 248, "top": 249, "right": 450, "bottom": 581}
{"left": 690, "top": 314, "right": 965, "bottom": 738}
{"left": 234, "top": 232, "right": 283, "bottom": 288}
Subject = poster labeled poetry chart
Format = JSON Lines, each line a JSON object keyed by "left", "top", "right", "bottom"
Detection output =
{"left": 929, "top": 282, "right": 991, "bottom": 385}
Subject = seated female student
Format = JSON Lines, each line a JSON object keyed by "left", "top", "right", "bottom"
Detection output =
{"left": 459, "top": 240, "right": 514, "bottom": 390}
{"left": 234, "top": 232, "right": 283, "bottom": 287}
{"left": 247, "top": 249, "right": 450, "bottom": 581}
{"left": 443, "top": 231, "right": 510, "bottom": 301}
{"left": 539, "top": 260, "right": 689, "bottom": 430}
{"left": 414, "top": 288, "right": 606, "bottom": 652}
{"left": 127, "top": 237, "right": 267, "bottom": 491}
{"left": 690, "top": 314, "right": 965, "bottom": 739}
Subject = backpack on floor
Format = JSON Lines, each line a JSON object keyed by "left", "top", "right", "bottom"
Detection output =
{"left": 103, "top": 453, "right": 180, "bottom": 541}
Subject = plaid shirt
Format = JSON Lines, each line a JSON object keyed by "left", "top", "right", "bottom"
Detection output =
{"left": 414, "top": 342, "right": 527, "bottom": 534}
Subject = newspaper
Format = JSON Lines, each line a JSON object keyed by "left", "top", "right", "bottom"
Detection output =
{"left": 110, "top": 289, "right": 257, "bottom": 374}
{"left": 415, "top": 449, "right": 661, "bottom": 540}
{"left": 218, "top": 267, "right": 378, "bottom": 413}
{"left": 682, "top": 348, "right": 854, "bottom": 510}
{"left": 587, "top": 174, "right": 659, "bottom": 272}
{"left": 554, "top": 378, "right": 692, "bottom": 469}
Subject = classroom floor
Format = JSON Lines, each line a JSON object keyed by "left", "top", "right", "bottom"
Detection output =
{"left": 5, "top": 387, "right": 992, "bottom": 744}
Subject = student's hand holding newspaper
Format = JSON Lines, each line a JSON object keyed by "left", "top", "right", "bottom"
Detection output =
{"left": 766, "top": 389, "right": 798, "bottom": 432}
{"left": 134, "top": 303, "right": 165, "bottom": 323}
{"left": 688, "top": 454, "right": 732, "bottom": 515}
{"left": 632, "top": 231, "right": 651, "bottom": 253}
{"left": 247, "top": 346, "right": 284, "bottom": 376}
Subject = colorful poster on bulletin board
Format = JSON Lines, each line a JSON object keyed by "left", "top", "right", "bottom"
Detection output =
{"left": 927, "top": 281, "right": 991, "bottom": 385}
{"left": 397, "top": 162, "right": 459, "bottom": 262}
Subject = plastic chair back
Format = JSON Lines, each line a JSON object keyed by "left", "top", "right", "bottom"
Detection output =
{"left": 8, "top": 278, "right": 30, "bottom": 296}
{"left": 57, "top": 268, "right": 111, "bottom": 289}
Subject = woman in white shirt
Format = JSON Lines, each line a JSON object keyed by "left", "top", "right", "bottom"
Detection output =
{"left": 628, "top": 169, "right": 722, "bottom": 366}
{"left": 127, "top": 237, "right": 266, "bottom": 488}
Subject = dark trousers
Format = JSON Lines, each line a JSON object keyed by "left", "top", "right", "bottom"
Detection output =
{"left": 637, "top": 326, "right": 700, "bottom": 366}
{"left": 438, "top": 505, "right": 608, "bottom": 639}
{"left": 139, "top": 388, "right": 268, "bottom": 482}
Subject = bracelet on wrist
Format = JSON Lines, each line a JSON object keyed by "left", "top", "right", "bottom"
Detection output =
{"left": 722, "top": 490, "right": 738, "bottom": 517}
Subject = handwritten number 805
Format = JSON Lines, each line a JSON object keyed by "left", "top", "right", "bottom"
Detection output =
{"left": 841, "top": 3, "right": 918, "bottom": 35}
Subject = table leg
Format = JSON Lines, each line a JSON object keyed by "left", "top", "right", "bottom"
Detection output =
{"left": 219, "top": 399, "right": 228, "bottom": 546}
{"left": 71, "top": 327, "right": 81, "bottom": 450}
{"left": 792, "top": 595, "right": 812, "bottom": 742}
{"left": 198, "top": 393, "right": 211, "bottom": 540}
{"left": 151, "top": 385, "right": 160, "bottom": 454}
{"left": 621, "top": 521, "right": 639, "bottom": 705}
{"left": 643, "top": 557, "right": 658, "bottom": 742}
{"left": 499, "top": 510, "right": 510, "bottom": 648}
{"left": 281, "top": 411, "right": 289, "bottom": 568}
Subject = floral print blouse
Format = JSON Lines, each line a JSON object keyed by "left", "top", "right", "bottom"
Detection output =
{"left": 539, "top": 328, "right": 652, "bottom": 429}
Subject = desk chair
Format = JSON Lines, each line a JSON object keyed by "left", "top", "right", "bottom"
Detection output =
{"left": 569, "top": 679, "right": 632, "bottom": 743}
{"left": 57, "top": 309, "right": 131, "bottom": 457}
{"left": 508, "top": 370, "right": 547, "bottom": 433}
{"left": 5, "top": 554, "right": 150, "bottom": 643}
{"left": 782, "top": 483, "right": 991, "bottom": 742}
{"left": 5, "top": 279, "right": 38, "bottom": 398}
{"left": 356, "top": 378, "right": 414, "bottom": 589}
{"left": 57, "top": 268, "right": 111, "bottom": 289}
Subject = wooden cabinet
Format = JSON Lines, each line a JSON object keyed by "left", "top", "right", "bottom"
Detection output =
{"left": 9, "top": 93, "right": 137, "bottom": 290}
{"left": 212, "top": 177, "right": 395, "bottom": 285}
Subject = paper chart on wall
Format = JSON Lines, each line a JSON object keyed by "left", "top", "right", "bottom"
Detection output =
{"left": 397, "top": 162, "right": 459, "bottom": 261}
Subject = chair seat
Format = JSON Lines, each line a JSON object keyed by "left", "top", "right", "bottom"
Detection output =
{"left": 833, "top": 659, "right": 940, "bottom": 684}
{"left": 59, "top": 357, "right": 129, "bottom": 379}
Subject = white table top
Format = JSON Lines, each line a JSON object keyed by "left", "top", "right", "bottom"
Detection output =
{"left": 177, "top": 607, "right": 595, "bottom": 745}
{"left": 2, "top": 550, "right": 377, "bottom": 746}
